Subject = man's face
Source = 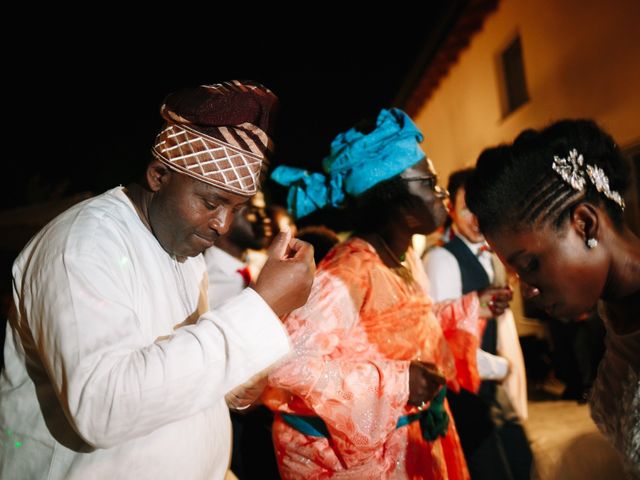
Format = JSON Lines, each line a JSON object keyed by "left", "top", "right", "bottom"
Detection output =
{"left": 228, "top": 203, "right": 273, "bottom": 251}
{"left": 148, "top": 171, "right": 249, "bottom": 258}
{"left": 451, "top": 187, "right": 484, "bottom": 243}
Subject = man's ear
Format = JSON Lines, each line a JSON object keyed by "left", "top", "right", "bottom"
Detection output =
{"left": 146, "top": 159, "right": 172, "bottom": 193}
{"left": 571, "top": 203, "right": 599, "bottom": 243}
{"left": 445, "top": 196, "right": 455, "bottom": 217}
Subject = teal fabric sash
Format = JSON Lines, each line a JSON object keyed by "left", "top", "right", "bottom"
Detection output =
{"left": 281, "top": 387, "right": 449, "bottom": 441}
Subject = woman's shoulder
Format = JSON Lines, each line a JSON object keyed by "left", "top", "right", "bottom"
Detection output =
{"left": 318, "top": 237, "right": 381, "bottom": 273}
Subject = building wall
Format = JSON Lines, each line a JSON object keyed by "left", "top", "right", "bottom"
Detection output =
{"left": 415, "top": 0, "right": 640, "bottom": 181}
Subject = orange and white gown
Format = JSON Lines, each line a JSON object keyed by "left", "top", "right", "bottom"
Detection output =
{"left": 265, "top": 238, "right": 483, "bottom": 479}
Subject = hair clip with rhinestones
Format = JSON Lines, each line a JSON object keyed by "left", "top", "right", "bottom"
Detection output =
{"left": 552, "top": 148, "right": 625, "bottom": 210}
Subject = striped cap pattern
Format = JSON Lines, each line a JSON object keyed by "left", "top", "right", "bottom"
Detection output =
{"left": 152, "top": 80, "right": 278, "bottom": 196}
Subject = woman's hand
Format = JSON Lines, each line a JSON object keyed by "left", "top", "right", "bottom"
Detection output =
{"left": 478, "top": 286, "right": 513, "bottom": 318}
{"left": 408, "top": 361, "right": 446, "bottom": 408}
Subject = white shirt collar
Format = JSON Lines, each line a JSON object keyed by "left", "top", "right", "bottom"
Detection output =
{"left": 204, "top": 246, "right": 246, "bottom": 272}
{"left": 452, "top": 227, "right": 489, "bottom": 256}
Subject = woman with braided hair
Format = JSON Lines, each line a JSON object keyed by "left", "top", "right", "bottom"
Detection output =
{"left": 465, "top": 119, "right": 640, "bottom": 477}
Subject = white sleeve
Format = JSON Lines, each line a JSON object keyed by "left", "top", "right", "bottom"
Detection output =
{"left": 423, "top": 247, "right": 463, "bottom": 303}
{"left": 476, "top": 349, "right": 509, "bottom": 380}
{"left": 497, "top": 310, "right": 528, "bottom": 420}
{"left": 204, "top": 248, "right": 247, "bottom": 308}
{"left": 23, "top": 251, "right": 290, "bottom": 449}
{"left": 207, "top": 266, "right": 246, "bottom": 308}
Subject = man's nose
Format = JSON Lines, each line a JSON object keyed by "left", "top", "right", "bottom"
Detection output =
{"left": 209, "top": 206, "right": 234, "bottom": 235}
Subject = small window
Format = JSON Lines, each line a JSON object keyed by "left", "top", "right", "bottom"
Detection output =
{"left": 499, "top": 35, "right": 529, "bottom": 116}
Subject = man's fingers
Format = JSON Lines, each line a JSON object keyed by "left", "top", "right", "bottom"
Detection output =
{"left": 287, "top": 238, "right": 315, "bottom": 262}
{"left": 267, "top": 226, "right": 292, "bottom": 259}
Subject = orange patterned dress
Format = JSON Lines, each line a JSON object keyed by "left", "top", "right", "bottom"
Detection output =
{"left": 265, "top": 238, "right": 482, "bottom": 479}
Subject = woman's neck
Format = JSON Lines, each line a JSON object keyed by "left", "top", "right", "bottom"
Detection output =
{"left": 358, "top": 226, "right": 412, "bottom": 268}
{"left": 604, "top": 227, "right": 640, "bottom": 299}
{"left": 602, "top": 227, "right": 640, "bottom": 334}
{"left": 602, "top": 291, "right": 640, "bottom": 335}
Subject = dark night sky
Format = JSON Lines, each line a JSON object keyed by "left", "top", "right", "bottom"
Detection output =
{"left": 6, "top": 7, "right": 455, "bottom": 211}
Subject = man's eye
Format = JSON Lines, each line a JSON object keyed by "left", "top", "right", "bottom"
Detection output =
{"left": 203, "top": 200, "right": 217, "bottom": 211}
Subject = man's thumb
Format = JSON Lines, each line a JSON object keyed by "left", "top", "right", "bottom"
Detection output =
{"left": 268, "top": 226, "right": 292, "bottom": 259}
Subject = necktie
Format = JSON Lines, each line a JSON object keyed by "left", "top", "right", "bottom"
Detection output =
{"left": 236, "top": 266, "right": 252, "bottom": 287}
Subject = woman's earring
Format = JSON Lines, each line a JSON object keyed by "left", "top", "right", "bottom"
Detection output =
{"left": 586, "top": 238, "right": 598, "bottom": 249}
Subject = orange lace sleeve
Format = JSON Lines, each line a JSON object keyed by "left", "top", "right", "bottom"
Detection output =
{"left": 433, "top": 292, "right": 483, "bottom": 393}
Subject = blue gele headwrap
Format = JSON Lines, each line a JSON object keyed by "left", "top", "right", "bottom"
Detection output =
{"left": 271, "top": 108, "right": 426, "bottom": 219}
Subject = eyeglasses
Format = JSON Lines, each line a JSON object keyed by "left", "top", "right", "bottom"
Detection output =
{"left": 403, "top": 176, "right": 449, "bottom": 198}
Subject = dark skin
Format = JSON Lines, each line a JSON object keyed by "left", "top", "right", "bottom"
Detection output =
{"left": 358, "top": 158, "right": 451, "bottom": 407}
{"left": 126, "top": 159, "right": 316, "bottom": 317}
{"left": 486, "top": 202, "right": 640, "bottom": 334}
{"left": 361, "top": 158, "right": 448, "bottom": 265}
{"left": 216, "top": 203, "right": 273, "bottom": 260}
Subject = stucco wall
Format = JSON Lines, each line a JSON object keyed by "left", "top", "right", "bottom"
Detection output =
{"left": 415, "top": 0, "right": 640, "bottom": 180}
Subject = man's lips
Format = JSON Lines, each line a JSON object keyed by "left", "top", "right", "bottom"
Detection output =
{"left": 194, "top": 232, "right": 217, "bottom": 247}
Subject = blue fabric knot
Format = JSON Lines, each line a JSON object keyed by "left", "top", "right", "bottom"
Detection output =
{"left": 271, "top": 108, "right": 426, "bottom": 219}
{"left": 271, "top": 166, "right": 336, "bottom": 219}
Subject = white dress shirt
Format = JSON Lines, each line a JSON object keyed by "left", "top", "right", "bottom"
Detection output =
{"left": 0, "top": 187, "right": 290, "bottom": 479}
{"left": 424, "top": 234, "right": 509, "bottom": 381}
{"left": 204, "top": 246, "right": 248, "bottom": 308}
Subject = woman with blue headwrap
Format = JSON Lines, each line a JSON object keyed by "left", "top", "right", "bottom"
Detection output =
{"left": 264, "top": 109, "right": 485, "bottom": 479}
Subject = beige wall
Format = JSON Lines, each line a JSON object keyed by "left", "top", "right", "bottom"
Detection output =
{"left": 415, "top": 0, "right": 640, "bottom": 182}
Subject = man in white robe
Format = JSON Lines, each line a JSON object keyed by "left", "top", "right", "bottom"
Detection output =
{"left": 0, "top": 81, "right": 315, "bottom": 479}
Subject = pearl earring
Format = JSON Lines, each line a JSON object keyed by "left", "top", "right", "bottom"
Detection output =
{"left": 586, "top": 238, "right": 598, "bottom": 249}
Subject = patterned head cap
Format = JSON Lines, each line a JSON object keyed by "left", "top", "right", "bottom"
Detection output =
{"left": 152, "top": 80, "right": 278, "bottom": 196}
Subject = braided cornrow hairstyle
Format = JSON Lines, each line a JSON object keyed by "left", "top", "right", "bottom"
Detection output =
{"left": 466, "top": 119, "right": 629, "bottom": 235}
